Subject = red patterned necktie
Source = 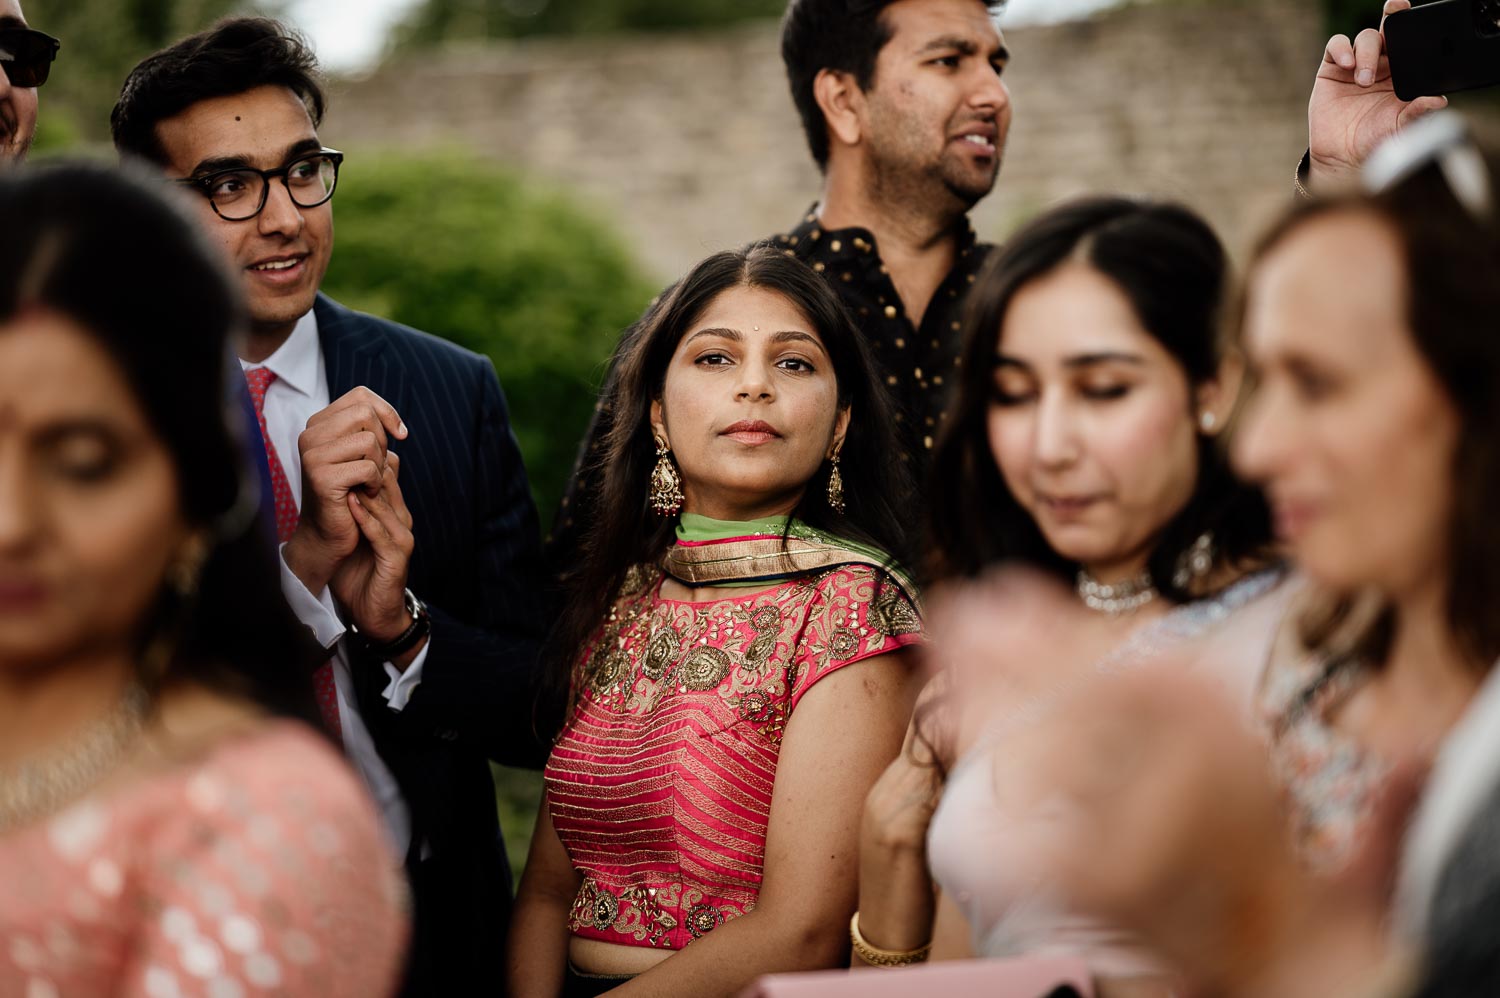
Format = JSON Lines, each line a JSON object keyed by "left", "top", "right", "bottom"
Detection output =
{"left": 244, "top": 366, "right": 342, "bottom": 736}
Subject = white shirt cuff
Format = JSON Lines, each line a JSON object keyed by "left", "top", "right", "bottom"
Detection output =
{"left": 278, "top": 543, "right": 426, "bottom": 712}
{"left": 381, "top": 642, "right": 429, "bottom": 712}
{"left": 278, "top": 543, "right": 345, "bottom": 649}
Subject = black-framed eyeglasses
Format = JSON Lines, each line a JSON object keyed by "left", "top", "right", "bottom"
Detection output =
{"left": 0, "top": 27, "right": 60, "bottom": 88}
{"left": 176, "top": 148, "right": 345, "bottom": 222}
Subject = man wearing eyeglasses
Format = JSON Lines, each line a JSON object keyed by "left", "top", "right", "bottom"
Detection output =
{"left": 112, "top": 18, "right": 547, "bottom": 996}
{"left": 0, "top": 0, "right": 58, "bottom": 164}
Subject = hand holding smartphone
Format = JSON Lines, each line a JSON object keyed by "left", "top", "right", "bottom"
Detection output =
{"left": 1386, "top": 0, "right": 1500, "bottom": 101}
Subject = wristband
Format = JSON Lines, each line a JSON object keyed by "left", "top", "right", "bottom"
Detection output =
{"left": 849, "top": 912, "right": 932, "bottom": 968}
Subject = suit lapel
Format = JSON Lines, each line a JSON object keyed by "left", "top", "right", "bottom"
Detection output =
{"left": 314, "top": 293, "right": 409, "bottom": 417}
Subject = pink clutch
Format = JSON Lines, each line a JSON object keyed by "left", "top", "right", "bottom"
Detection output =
{"left": 741, "top": 957, "right": 1096, "bottom": 998}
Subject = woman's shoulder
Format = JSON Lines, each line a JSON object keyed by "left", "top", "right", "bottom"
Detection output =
{"left": 86, "top": 719, "right": 408, "bottom": 995}
{"left": 803, "top": 560, "right": 919, "bottom": 609}
{"left": 188, "top": 719, "right": 363, "bottom": 798}
{"left": 118, "top": 718, "right": 383, "bottom": 848}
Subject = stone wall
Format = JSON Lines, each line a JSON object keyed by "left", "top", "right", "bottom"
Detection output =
{"left": 323, "top": 0, "right": 1482, "bottom": 281}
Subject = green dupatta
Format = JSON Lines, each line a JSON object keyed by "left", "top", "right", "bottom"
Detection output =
{"left": 660, "top": 513, "right": 920, "bottom": 606}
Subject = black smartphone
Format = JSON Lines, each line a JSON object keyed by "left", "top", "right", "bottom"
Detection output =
{"left": 1385, "top": 0, "right": 1500, "bottom": 101}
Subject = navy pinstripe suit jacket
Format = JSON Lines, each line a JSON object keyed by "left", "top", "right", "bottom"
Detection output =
{"left": 313, "top": 293, "right": 548, "bottom": 994}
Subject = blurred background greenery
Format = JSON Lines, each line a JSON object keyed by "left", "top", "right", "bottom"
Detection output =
{"left": 319, "top": 154, "right": 655, "bottom": 522}
{"left": 397, "top": 0, "right": 786, "bottom": 45}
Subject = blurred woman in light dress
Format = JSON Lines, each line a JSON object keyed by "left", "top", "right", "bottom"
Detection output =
{"left": 0, "top": 163, "right": 407, "bottom": 997}
{"left": 978, "top": 116, "right": 1500, "bottom": 998}
{"left": 852, "top": 197, "right": 1283, "bottom": 997}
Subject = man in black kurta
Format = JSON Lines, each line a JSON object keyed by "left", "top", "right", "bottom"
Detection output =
{"left": 551, "top": 0, "right": 1011, "bottom": 563}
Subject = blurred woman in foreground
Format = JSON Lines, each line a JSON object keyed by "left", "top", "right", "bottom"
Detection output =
{"left": 853, "top": 197, "right": 1279, "bottom": 994}
{"left": 0, "top": 163, "right": 406, "bottom": 995}
{"left": 1007, "top": 115, "right": 1500, "bottom": 998}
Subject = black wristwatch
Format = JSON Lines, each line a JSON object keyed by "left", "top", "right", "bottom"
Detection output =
{"left": 350, "top": 588, "right": 431, "bottom": 660}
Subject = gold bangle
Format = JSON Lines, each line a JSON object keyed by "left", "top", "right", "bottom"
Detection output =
{"left": 849, "top": 912, "right": 932, "bottom": 967}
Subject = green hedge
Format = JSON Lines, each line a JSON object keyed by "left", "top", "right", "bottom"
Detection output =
{"left": 320, "top": 152, "right": 655, "bottom": 527}
{"left": 320, "top": 153, "right": 657, "bottom": 876}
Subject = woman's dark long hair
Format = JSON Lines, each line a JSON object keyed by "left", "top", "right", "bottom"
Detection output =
{"left": 928, "top": 196, "right": 1273, "bottom": 599}
{"left": 543, "top": 244, "right": 914, "bottom": 727}
{"left": 1254, "top": 142, "right": 1500, "bottom": 670}
{"left": 0, "top": 162, "right": 322, "bottom": 725}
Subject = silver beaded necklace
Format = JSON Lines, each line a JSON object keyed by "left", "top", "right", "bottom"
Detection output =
{"left": 0, "top": 684, "right": 150, "bottom": 834}
{"left": 1076, "top": 569, "right": 1159, "bottom": 616}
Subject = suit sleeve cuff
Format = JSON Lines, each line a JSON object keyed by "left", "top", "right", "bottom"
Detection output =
{"left": 381, "top": 642, "right": 429, "bottom": 711}
{"left": 278, "top": 543, "right": 346, "bottom": 650}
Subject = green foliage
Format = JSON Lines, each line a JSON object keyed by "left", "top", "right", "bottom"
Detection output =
{"left": 326, "top": 153, "right": 652, "bottom": 877}
{"left": 22, "top": 0, "right": 275, "bottom": 147}
{"left": 320, "top": 152, "right": 655, "bottom": 525}
{"left": 397, "top": 0, "right": 785, "bottom": 46}
{"left": 494, "top": 765, "right": 544, "bottom": 877}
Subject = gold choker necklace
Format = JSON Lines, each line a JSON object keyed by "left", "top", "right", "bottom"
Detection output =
{"left": 1076, "top": 569, "right": 1158, "bottom": 616}
{"left": 0, "top": 684, "right": 150, "bottom": 833}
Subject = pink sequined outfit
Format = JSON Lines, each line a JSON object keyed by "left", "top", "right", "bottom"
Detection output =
{"left": 0, "top": 721, "right": 408, "bottom": 997}
{"left": 546, "top": 564, "right": 920, "bottom": 951}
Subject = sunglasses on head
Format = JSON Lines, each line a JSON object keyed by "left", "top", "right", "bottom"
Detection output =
{"left": 1364, "top": 112, "right": 1494, "bottom": 221}
{"left": 0, "top": 27, "right": 59, "bottom": 88}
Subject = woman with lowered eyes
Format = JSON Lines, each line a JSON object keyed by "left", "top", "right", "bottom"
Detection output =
{"left": 0, "top": 164, "right": 406, "bottom": 996}
{"left": 506, "top": 245, "right": 922, "bottom": 998}
{"left": 850, "top": 197, "right": 1280, "bottom": 995}
{"left": 930, "top": 120, "right": 1500, "bottom": 998}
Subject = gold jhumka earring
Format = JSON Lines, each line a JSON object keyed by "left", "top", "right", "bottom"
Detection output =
{"left": 826, "top": 451, "right": 846, "bottom": 514}
{"left": 650, "top": 440, "right": 685, "bottom": 516}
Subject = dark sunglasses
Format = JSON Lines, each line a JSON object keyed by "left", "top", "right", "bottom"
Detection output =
{"left": 0, "top": 27, "right": 59, "bottom": 88}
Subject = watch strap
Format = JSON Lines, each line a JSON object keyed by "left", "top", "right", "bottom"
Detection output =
{"left": 351, "top": 588, "right": 430, "bottom": 660}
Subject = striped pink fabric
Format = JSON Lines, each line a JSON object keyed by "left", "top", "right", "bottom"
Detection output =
{"left": 545, "top": 564, "right": 920, "bottom": 951}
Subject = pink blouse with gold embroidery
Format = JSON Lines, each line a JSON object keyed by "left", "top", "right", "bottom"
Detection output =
{"left": 544, "top": 564, "right": 920, "bottom": 951}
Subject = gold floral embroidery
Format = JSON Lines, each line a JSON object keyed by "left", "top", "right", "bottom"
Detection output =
{"left": 592, "top": 888, "right": 619, "bottom": 929}
{"left": 644, "top": 626, "right": 681, "bottom": 682}
{"left": 870, "top": 586, "right": 920, "bottom": 637}
{"left": 735, "top": 603, "right": 783, "bottom": 676}
{"left": 615, "top": 886, "right": 678, "bottom": 947}
{"left": 737, "top": 691, "right": 776, "bottom": 725}
{"left": 587, "top": 647, "right": 631, "bottom": 696}
{"left": 681, "top": 646, "right": 732, "bottom": 691}
{"left": 686, "top": 902, "right": 726, "bottom": 938}
{"left": 750, "top": 606, "right": 781, "bottom": 632}
{"left": 828, "top": 628, "right": 860, "bottom": 660}
{"left": 569, "top": 879, "right": 678, "bottom": 947}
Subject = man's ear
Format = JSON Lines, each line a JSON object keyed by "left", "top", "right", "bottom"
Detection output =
{"left": 813, "top": 68, "right": 865, "bottom": 151}
{"left": 650, "top": 398, "right": 669, "bottom": 449}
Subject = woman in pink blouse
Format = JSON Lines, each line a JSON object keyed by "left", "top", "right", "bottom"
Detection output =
{"left": 0, "top": 164, "right": 406, "bottom": 997}
{"left": 507, "top": 246, "right": 923, "bottom": 997}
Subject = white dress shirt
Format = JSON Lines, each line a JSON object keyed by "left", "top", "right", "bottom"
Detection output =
{"left": 242, "top": 311, "right": 428, "bottom": 860}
